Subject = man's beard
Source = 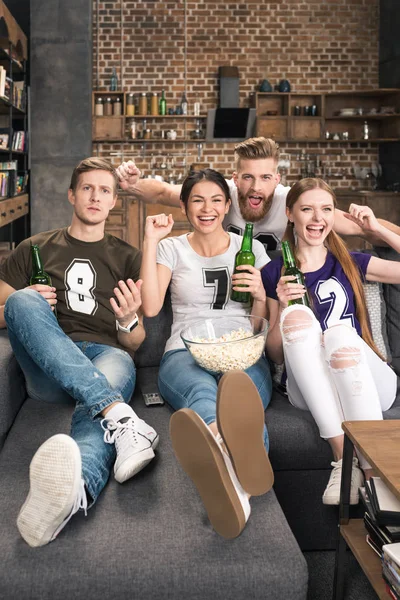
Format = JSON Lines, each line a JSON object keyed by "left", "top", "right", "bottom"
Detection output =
{"left": 237, "top": 190, "right": 274, "bottom": 223}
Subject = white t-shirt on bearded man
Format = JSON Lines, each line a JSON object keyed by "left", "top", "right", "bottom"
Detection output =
{"left": 156, "top": 232, "right": 269, "bottom": 353}
{"left": 223, "top": 179, "right": 290, "bottom": 252}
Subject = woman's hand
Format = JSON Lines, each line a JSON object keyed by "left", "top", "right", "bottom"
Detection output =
{"left": 116, "top": 160, "right": 142, "bottom": 191}
{"left": 276, "top": 275, "right": 306, "bottom": 309}
{"left": 344, "top": 203, "right": 382, "bottom": 235}
{"left": 144, "top": 213, "right": 174, "bottom": 242}
{"left": 232, "top": 265, "right": 266, "bottom": 302}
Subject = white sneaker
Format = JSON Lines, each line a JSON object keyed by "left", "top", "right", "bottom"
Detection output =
{"left": 102, "top": 417, "right": 155, "bottom": 483}
{"left": 17, "top": 434, "right": 87, "bottom": 547}
{"left": 134, "top": 417, "right": 159, "bottom": 450}
{"left": 322, "top": 457, "right": 364, "bottom": 505}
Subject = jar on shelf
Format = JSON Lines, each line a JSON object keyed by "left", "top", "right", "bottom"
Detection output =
{"left": 130, "top": 120, "right": 137, "bottom": 139}
{"left": 126, "top": 93, "right": 135, "bottom": 116}
{"left": 104, "top": 97, "right": 113, "bottom": 116}
{"left": 144, "top": 128, "right": 151, "bottom": 140}
{"left": 113, "top": 97, "right": 122, "bottom": 116}
{"left": 138, "top": 92, "right": 148, "bottom": 115}
{"left": 150, "top": 92, "right": 159, "bottom": 116}
{"left": 95, "top": 97, "right": 103, "bottom": 116}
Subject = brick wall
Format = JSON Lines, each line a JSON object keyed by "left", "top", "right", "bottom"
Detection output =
{"left": 92, "top": 0, "right": 380, "bottom": 190}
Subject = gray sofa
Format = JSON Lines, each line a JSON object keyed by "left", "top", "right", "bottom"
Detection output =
{"left": 0, "top": 246, "right": 399, "bottom": 599}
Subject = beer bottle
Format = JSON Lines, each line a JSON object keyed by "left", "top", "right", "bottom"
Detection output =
{"left": 159, "top": 89, "right": 167, "bottom": 116}
{"left": 230, "top": 223, "right": 255, "bottom": 303}
{"left": 281, "top": 240, "right": 310, "bottom": 307}
{"left": 30, "top": 244, "right": 52, "bottom": 286}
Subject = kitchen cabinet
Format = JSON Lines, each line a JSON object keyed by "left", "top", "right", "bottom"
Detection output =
{"left": 256, "top": 90, "right": 400, "bottom": 143}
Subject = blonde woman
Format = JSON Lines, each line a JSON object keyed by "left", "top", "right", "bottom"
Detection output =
{"left": 262, "top": 178, "right": 399, "bottom": 505}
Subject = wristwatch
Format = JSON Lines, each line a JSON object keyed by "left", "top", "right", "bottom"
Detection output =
{"left": 116, "top": 313, "right": 139, "bottom": 333}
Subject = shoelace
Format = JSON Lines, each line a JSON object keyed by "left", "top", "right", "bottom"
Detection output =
{"left": 51, "top": 478, "right": 88, "bottom": 541}
{"left": 328, "top": 459, "right": 361, "bottom": 489}
{"left": 101, "top": 418, "right": 140, "bottom": 451}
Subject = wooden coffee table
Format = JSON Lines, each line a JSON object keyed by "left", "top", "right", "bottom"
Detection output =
{"left": 333, "top": 420, "right": 400, "bottom": 599}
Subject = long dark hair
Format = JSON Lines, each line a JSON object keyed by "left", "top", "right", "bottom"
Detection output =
{"left": 283, "top": 177, "right": 383, "bottom": 360}
{"left": 180, "top": 169, "right": 230, "bottom": 209}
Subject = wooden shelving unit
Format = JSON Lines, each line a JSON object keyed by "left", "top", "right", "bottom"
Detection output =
{"left": 0, "top": 1, "right": 29, "bottom": 242}
{"left": 92, "top": 91, "right": 206, "bottom": 143}
{"left": 255, "top": 89, "right": 400, "bottom": 143}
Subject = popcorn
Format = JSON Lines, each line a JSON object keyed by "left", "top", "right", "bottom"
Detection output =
{"left": 187, "top": 328, "right": 265, "bottom": 372}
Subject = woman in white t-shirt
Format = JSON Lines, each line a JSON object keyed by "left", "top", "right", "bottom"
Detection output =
{"left": 140, "top": 168, "right": 273, "bottom": 539}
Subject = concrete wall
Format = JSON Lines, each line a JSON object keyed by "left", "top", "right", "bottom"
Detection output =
{"left": 30, "top": 0, "right": 92, "bottom": 233}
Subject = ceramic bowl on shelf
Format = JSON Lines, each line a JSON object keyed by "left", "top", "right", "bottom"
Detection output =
{"left": 338, "top": 108, "right": 357, "bottom": 117}
{"left": 180, "top": 315, "right": 268, "bottom": 374}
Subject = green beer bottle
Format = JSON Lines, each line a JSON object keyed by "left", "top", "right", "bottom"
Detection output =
{"left": 30, "top": 244, "right": 52, "bottom": 286}
{"left": 230, "top": 223, "right": 255, "bottom": 303}
{"left": 281, "top": 240, "right": 310, "bottom": 307}
{"left": 159, "top": 89, "right": 167, "bottom": 116}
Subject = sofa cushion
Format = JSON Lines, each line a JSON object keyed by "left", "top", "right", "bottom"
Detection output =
{"left": 374, "top": 246, "right": 400, "bottom": 375}
{"left": 0, "top": 330, "right": 26, "bottom": 450}
{"left": 0, "top": 393, "right": 308, "bottom": 600}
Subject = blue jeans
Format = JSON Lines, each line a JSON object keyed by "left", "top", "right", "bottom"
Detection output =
{"left": 4, "top": 289, "right": 136, "bottom": 503}
{"left": 158, "top": 348, "right": 272, "bottom": 451}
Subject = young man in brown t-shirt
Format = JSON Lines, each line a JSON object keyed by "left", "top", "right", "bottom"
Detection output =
{"left": 0, "top": 157, "right": 158, "bottom": 548}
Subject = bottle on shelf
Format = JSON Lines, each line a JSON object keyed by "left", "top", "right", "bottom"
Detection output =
{"left": 126, "top": 93, "right": 135, "bottom": 116}
{"left": 151, "top": 92, "right": 159, "bottom": 116}
{"left": 110, "top": 67, "right": 118, "bottom": 92}
{"left": 230, "top": 223, "right": 255, "bottom": 303}
{"left": 130, "top": 120, "right": 137, "bottom": 139}
{"left": 95, "top": 97, "right": 103, "bottom": 116}
{"left": 281, "top": 240, "right": 310, "bottom": 307}
{"left": 159, "top": 89, "right": 167, "bottom": 116}
{"left": 104, "top": 97, "right": 113, "bottom": 116}
{"left": 113, "top": 97, "right": 122, "bottom": 116}
{"left": 363, "top": 121, "right": 369, "bottom": 140}
{"left": 180, "top": 92, "right": 188, "bottom": 115}
{"left": 139, "top": 92, "right": 148, "bottom": 116}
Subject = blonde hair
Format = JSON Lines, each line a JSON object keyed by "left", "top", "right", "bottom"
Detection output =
{"left": 234, "top": 137, "right": 280, "bottom": 171}
{"left": 283, "top": 177, "right": 383, "bottom": 359}
{"left": 70, "top": 157, "right": 118, "bottom": 194}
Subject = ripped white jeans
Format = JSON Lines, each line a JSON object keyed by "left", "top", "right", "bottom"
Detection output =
{"left": 280, "top": 305, "right": 397, "bottom": 469}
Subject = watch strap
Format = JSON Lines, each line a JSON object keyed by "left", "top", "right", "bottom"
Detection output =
{"left": 116, "top": 313, "right": 139, "bottom": 333}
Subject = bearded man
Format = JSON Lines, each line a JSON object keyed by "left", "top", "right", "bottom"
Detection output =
{"left": 116, "top": 137, "right": 399, "bottom": 251}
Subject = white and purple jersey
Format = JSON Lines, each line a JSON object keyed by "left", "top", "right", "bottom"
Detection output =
{"left": 261, "top": 251, "right": 372, "bottom": 336}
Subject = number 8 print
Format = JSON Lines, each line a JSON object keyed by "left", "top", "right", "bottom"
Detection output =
{"left": 65, "top": 259, "right": 98, "bottom": 315}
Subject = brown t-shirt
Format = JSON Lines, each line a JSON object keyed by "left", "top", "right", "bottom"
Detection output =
{"left": 0, "top": 228, "right": 142, "bottom": 353}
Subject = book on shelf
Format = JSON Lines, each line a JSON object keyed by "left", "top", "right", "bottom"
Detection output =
{"left": 12, "top": 131, "right": 25, "bottom": 152}
{"left": 364, "top": 478, "right": 400, "bottom": 525}
{"left": 361, "top": 487, "right": 400, "bottom": 537}
{"left": 13, "top": 81, "right": 25, "bottom": 110}
{"left": 0, "top": 65, "right": 6, "bottom": 97}
{"left": 366, "top": 533, "right": 382, "bottom": 558}
{"left": 4, "top": 76, "right": 12, "bottom": 101}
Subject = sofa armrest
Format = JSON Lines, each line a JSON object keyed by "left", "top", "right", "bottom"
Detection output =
{"left": 0, "top": 329, "right": 26, "bottom": 450}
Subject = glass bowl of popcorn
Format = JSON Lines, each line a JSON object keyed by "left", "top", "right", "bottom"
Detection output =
{"left": 180, "top": 315, "right": 269, "bottom": 373}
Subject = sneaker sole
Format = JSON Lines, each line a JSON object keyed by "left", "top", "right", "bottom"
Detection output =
{"left": 216, "top": 371, "right": 274, "bottom": 496}
{"left": 17, "top": 434, "right": 82, "bottom": 548}
{"left": 114, "top": 446, "right": 155, "bottom": 483}
{"left": 170, "top": 408, "right": 246, "bottom": 539}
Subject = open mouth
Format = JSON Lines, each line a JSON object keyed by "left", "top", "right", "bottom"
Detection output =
{"left": 247, "top": 194, "right": 264, "bottom": 209}
{"left": 306, "top": 225, "right": 325, "bottom": 238}
{"left": 198, "top": 216, "right": 216, "bottom": 225}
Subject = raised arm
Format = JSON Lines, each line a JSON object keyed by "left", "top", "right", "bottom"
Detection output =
{"left": 334, "top": 206, "right": 400, "bottom": 246}
{"left": 344, "top": 204, "right": 400, "bottom": 284}
{"left": 116, "top": 160, "right": 182, "bottom": 207}
{"left": 140, "top": 214, "right": 174, "bottom": 317}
